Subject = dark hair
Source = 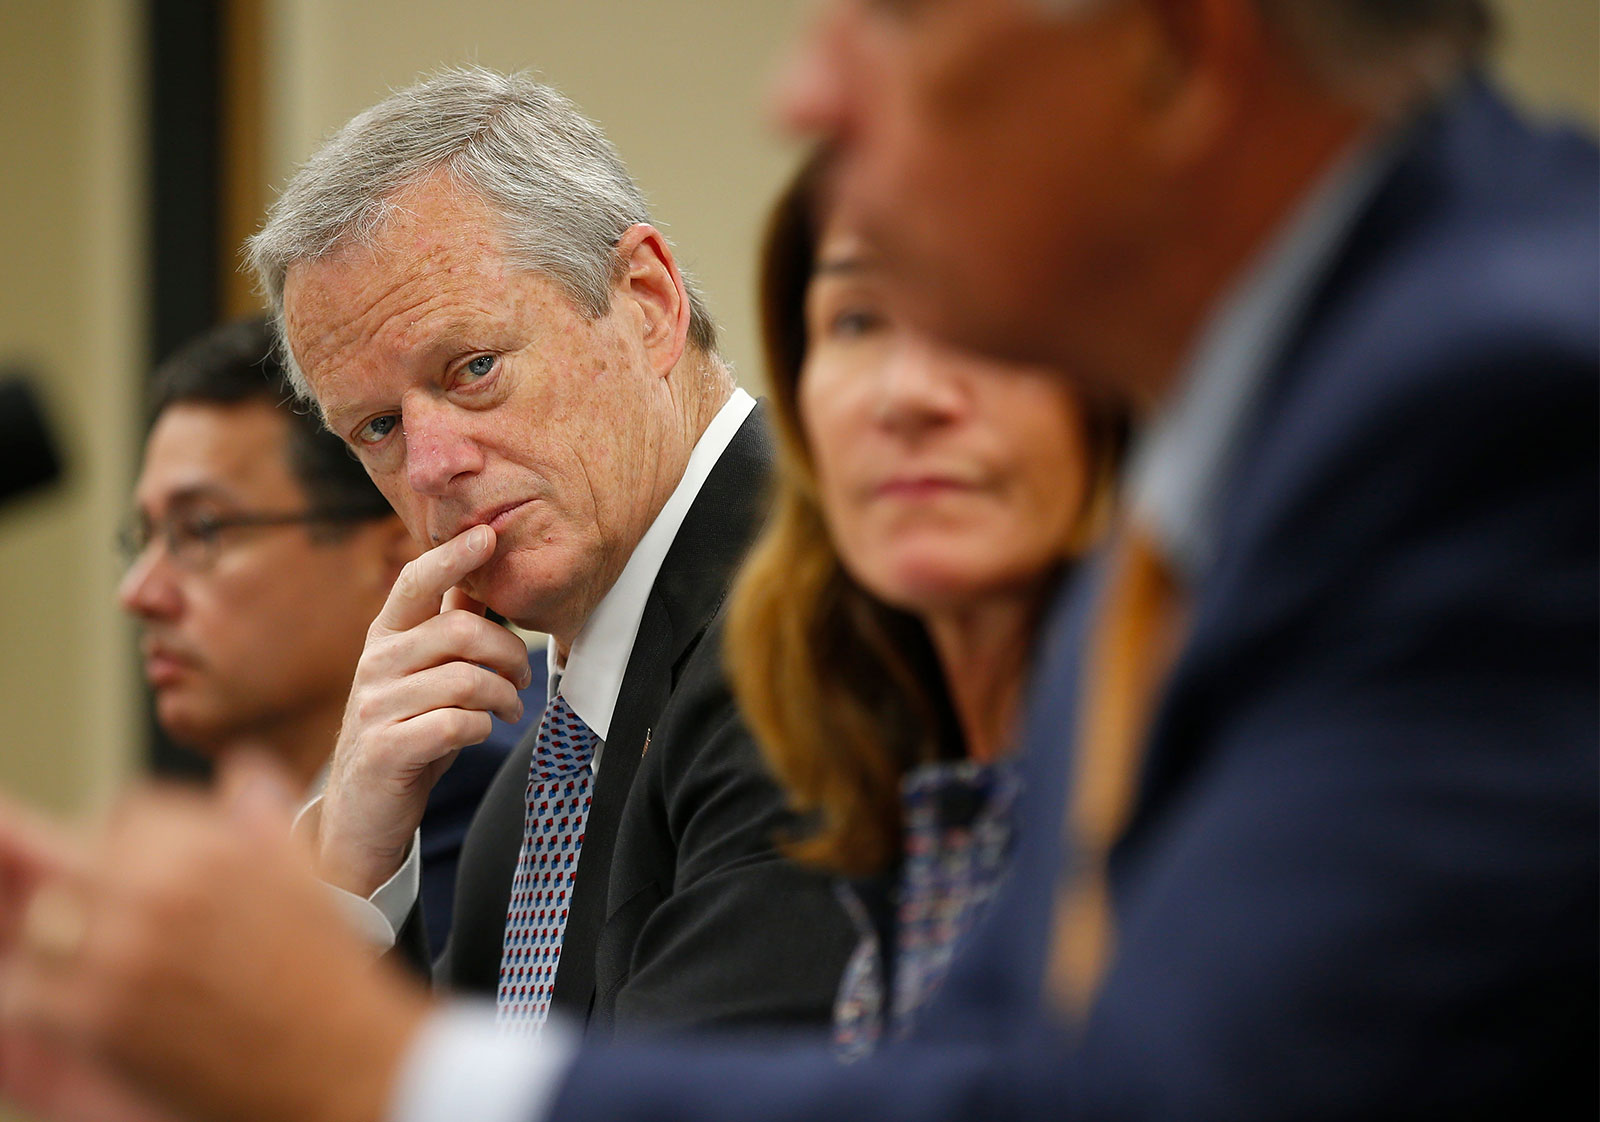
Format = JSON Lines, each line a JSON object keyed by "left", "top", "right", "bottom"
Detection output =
{"left": 147, "top": 317, "right": 395, "bottom": 522}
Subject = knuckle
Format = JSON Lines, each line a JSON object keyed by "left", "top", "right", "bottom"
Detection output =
{"left": 443, "top": 609, "right": 482, "bottom": 648}
{"left": 491, "top": 634, "right": 525, "bottom": 671}
{"left": 351, "top": 691, "right": 386, "bottom": 728}
{"left": 446, "top": 708, "right": 490, "bottom": 745}
{"left": 444, "top": 663, "right": 480, "bottom": 705}
{"left": 365, "top": 626, "right": 408, "bottom": 670}
{"left": 491, "top": 675, "right": 518, "bottom": 707}
{"left": 395, "top": 558, "right": 427, "bottom": 601}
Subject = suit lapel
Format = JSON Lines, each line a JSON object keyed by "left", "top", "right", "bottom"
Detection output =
{"left": 550, "top": 599, "right": 673, "bottom": 1015}
{"left": 550, "top": 405, "right": 775, "bottom": 1015}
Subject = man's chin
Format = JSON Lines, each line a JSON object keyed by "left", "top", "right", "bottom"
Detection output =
{"left": 461, "top": 556, "right": 539, "bottom": 627}
{"left": 153, "top": 704, "right": 226, "bottom": 758}
{"left": 465, "top": 547, "right": 585, "bottom": 635}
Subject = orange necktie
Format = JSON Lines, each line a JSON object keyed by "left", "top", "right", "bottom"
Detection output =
{"left": 1049, "top": 522, "right": 1188, "bottom": 1019}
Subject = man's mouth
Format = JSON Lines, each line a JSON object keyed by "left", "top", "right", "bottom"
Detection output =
{"left": 441, "top": 499, "right": 534, "bottom": 544}
{"left": 141, "top": 644, "right": 195, "bottom": 688}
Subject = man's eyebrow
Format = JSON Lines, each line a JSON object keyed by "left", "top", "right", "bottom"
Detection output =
{"left": 812, "top": 255, "right": 881, "bottom": 278}
{"left": 158, "top": 484, "right": 239, "bottom": 510}
{"left": 315, "top": 387, "right": 380, "bottom": 436}
{"left": 318, "top": 404, "right": 361, "bottom": 434}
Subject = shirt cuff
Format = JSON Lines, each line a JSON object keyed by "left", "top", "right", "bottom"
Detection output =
{"left": 367, "top": 829, "right": 422, "bottom": 941}
{"left": 296, "top": 795, "right": 419, "bottom": 951}
{"left": 388, "top": 1001, "right": 579, "bottom": 1122}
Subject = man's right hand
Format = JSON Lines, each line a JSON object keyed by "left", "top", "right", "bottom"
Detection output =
{"left": 315, "top": 524, "right": 534, "bottom": 897}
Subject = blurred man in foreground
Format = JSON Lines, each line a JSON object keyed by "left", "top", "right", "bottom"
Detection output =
{"left": 120, "top": 316, "right": 535, "bottom": 952}
{"left": 0, "top": 2, "right": 1595, "bottom": 1121}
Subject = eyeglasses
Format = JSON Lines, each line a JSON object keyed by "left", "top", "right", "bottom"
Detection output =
{"left": 116, "top": 508, "right": 387, "bottom": 572}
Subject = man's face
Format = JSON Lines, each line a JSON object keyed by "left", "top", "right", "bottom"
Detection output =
{"left": 778, "top": 0, "right": 1178, "bottom": 380}
{"left": 118, "top": 401, "right": 400, "bottom": 753}
{"left": 283, "top": 179, "right": 676, "bottom": 637}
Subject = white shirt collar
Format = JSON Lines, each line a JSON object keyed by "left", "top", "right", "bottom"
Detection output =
{"left": 550, "top": 387, "right": 757, "bottom": 745}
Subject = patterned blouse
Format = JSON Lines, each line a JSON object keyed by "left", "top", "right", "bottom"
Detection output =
{"left": 832, "top": 758, "right": 1020, "bottom": 1061}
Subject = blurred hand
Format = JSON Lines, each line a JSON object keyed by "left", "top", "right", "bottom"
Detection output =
{"left": 0, "top": 797, "right": 172, "bottom": 1122}
{"left": 0, "top": 1029, "right": 183, "bottom": 1122}
{"left": 316, "top": 524, "right": 532, "bottom": 896}
{"left": 0, "top": 754, "right": 435, "bottom": 1122}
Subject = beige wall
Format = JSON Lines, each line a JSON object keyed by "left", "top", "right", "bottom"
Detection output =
{"left": 0, "top": 0, "right": 144, "bottom": 821}
{"left": 0, "top": 0, "right": 1593, "bottom": 872}
{"left": 1497, "top": 0, "right": 1600, "bottom": 128}
{"left": 0, "top": 9, "right": 143, "bottom": 1122}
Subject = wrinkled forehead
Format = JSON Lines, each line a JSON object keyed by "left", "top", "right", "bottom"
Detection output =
{"left": 282, "top": 235, "right": 522, "bottom": 410}
{"left": 281, "top": 183, "right": 520, "bottom": 364}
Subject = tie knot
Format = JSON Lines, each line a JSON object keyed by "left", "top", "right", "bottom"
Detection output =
{"left": 530, "top": 694, "right": 599, "bottom": 780}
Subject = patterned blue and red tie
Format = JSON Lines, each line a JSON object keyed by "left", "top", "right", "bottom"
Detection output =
{"left": 496, "top": 693, "right": 598, "bottom": 1034}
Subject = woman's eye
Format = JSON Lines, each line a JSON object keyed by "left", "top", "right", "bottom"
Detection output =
{"left": 356, "top": 414, "right": 400, "bottom": 445}
{"left": 460, "top": 354, "right": 496, "bottom": 381}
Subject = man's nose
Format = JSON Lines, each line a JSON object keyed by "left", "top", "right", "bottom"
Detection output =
{"left": 771, "top": 0, "right": 858, "bottom": 140}
{"left": 403, "top": 402, "right": 485, "bottom": 495}
{"left": 117, "top": 547, "right": 182, "bottom": 621}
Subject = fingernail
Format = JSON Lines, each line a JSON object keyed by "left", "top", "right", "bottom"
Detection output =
{"left": 467, "top": 525, "right": 491, "bottom": 552}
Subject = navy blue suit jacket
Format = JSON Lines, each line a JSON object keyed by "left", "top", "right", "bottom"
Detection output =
{"left": 552, "top": 80, "right": 1599, "bottom": 1120}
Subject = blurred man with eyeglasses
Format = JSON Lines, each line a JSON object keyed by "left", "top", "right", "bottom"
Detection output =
{"left": 118, "top": 316, "right": 539, "bottom": 952}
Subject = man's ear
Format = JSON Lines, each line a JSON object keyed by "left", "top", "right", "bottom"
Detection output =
{"left": 1134, "top": 0, "right": 1262, "bottom": 169}
{"left": 614, "top": 223, "right": 691, "bottom": 378}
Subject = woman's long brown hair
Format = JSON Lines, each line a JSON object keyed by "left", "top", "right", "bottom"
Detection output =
{"left": 724, "top": 154, "right": 1125, "bottom": 878}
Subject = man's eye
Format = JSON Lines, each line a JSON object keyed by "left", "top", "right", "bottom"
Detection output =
{"left": 831, "top": 309, "right": 885, "bottom": 338}
{"left": 177, "top": 513, "right": 222, "bottom": 546}
{"left": 356, "top": 415, "right": 400, "bottom": 445}
{"left": 460, "top": 354, "right": 496, "bottom": 381}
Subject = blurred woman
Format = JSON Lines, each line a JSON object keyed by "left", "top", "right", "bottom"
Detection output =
{"left": 726, "top": 157, "right": 1126, "bottom": 1057}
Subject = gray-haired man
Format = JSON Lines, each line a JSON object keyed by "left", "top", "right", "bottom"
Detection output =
{"left": 262, "top": 67, "right": 852, "bottom": 1033}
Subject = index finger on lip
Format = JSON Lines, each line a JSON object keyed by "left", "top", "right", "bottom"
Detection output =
{"left": 376, "top": 524, "right": 497, "bottom": 634}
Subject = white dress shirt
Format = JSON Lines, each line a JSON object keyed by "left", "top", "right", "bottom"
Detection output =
{"left": 335, "top": 388, "right": 758, "bottom": 948}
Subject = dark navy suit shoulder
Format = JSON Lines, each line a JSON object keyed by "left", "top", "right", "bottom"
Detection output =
{"left": 551, "top": 78, "right": 1600, "bottom": 1122}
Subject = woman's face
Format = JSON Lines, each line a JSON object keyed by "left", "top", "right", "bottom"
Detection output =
{"left": 799, "top": 225, "right": 1094, "bottom": 616}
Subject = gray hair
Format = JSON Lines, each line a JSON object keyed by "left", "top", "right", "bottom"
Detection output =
{"left": 1038, "top": 0, "right": 1494, "bottom": 108}
{"left": 247, "top": 66, "right": 719, "bottom": 401}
